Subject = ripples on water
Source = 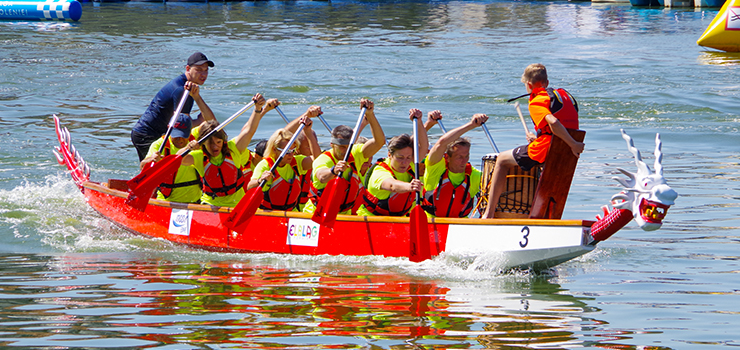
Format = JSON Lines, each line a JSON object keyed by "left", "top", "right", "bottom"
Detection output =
{"left": 1, "top": 0, "right": 739, "bottom": 348}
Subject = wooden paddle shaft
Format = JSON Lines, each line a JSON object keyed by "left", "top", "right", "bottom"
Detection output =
{"left": 515, "top": 102, "right": 531, "bottom": 135}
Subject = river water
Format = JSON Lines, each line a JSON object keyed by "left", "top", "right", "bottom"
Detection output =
{"left": 1, "top": 0, "right": 739, "bottom": 348}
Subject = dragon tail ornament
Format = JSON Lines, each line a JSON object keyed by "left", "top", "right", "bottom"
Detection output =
{"left": 53, "top": 114, "right": 90, "bottom": 188}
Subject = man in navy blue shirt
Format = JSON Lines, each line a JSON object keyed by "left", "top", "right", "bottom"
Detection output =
{"left": 131, "top": 52, "right": 216, "bottom": 161}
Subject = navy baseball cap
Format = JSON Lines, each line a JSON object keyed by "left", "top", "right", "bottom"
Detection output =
{"left": 170, "top": 114, "right": 192, "bottom": 139}
{"left": 187, "top": 52, "right": 214, "bottom": 67}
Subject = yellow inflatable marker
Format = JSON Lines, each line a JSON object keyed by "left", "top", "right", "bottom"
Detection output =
{"left": 697, "top": 0, "right": 740, "bottom": 52}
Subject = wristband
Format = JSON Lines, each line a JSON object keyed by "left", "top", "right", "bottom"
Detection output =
{"left": 330, "top": 166, "right": 336, "bottom": 176}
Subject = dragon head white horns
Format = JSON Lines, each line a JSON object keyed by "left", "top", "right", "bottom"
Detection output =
{"left": 610, "top": 129, "right": 678, "bottom": 231}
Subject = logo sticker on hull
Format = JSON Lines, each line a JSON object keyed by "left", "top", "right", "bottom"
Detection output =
{"left": 169, "top": 209, "right": 193, "bottom": 236}
{"left": 287, "top": 218, "right": 320, "bottom": 247}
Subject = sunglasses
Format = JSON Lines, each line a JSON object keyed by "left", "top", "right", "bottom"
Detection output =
{"left": 276, "top": 146, "right": 296, "bottom": 154}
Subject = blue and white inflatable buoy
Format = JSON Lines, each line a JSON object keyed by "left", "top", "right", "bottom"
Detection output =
{"left": 0, "top": 0, "right": 82, "bottom": 21}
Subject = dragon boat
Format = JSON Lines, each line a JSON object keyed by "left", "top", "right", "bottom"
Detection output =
{"left": 52, "top": 115, "right": 677, "bottom": 270}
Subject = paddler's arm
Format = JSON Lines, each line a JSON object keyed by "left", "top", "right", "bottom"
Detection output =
{"left": 380, "top": 177, "right": 423, "bottom": 194}
{"left": 234, "top": 95, "right": 278, "bottom": 153}
{"left": 140, "top": 151, "right": 162, "bottom": 170}
{"left": 359, "top": 99, "right": 386, "bottom": 159}
{"left": 185, "top": 81, "right": 215, "bottom": 127}
{"left": 302, "top": 116, "right": 322, "bottom": 160}
{"left": 285, "top": 105, "right": 322, "bottom": 134}
{"left": 545, "top": 114, "right": 584, "bottom": 157}
{"left": 247, "top": 169, "right": 273, "bottom": 190}
{"left": 423, "top": 109, "right": 441, "bottom": 132}
{"left": 427, "top": 112, "right": 488, "bottom": 165}
{"left": 315, "top": 160, "right": 348, "bottom": 184}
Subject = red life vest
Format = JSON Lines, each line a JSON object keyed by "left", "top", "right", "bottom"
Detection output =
{"left": 421, "top": 161, "right": 474, "bottom": 218}
{"left": 261, "top": 157, "right": 303, "bottom": 211}
{"left": 536, "top": 88, "right": 579, "bottom": 136}
{"left": 309, "top": 150, "right": 363, "bottom": 212}
{"left": 202, "top": 151, "right": 244, "bottom": 198}
{"left": 351, "top": 160, "right": 372, "bottom": 215}
{"left": 240, "top": 151, "right": 254, "bottom": 184}
{"left": 362, "top": 161, "right": 415, "bottom": 217}
{"left": 158, "top": 136, "right": 201, "bottom": 199}
{"left": 299, "top": 169, "right": 311, "bottom": 206}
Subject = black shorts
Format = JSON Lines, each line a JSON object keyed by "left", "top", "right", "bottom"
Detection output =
{"left": 131, "top": 129, "right": 161, "bottom": 162}
{"left": 512, "top": 145, "right": 542, "bottom": 172}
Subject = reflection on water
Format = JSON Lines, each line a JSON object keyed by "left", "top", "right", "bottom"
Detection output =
{"left": 697, "top": 50, "right": 740, "bottom": 66}
{"left": 0, "top": 253, "right": 655, "bottom": 349}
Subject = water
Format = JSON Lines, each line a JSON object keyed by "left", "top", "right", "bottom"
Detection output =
{"left": 1, "top": 0, "right": 739, "bottom": 348}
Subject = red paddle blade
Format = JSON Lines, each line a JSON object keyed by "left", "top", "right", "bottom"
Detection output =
{"left": 125, "top": 191, "right": 151, "bottom": 212}
{"left": 125, "top": 155, "right": 183, "bottom": 211}
{"left": 224, "top": 187, "right": 264, "bottom": 232}
{"left": 126, "top": 155, "right": 183, "bottom": 209}
{"left": 311, "top": 177, "right": 348, "bottom": 228}
{"left": 409, "top": 205, "right": 431, "bottom": 262}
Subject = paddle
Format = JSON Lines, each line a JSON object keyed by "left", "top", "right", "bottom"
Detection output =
{"left": 480, "top": 123, "right": 499, "bottom": 153}
{"left": 514, "top": 101, "right": 532, "bottom": 136}
{"left": 276, "top": 106, "right": 291, "bottom": 124}
{"left": 224, "top": 122, "right": 307, "bottom": 231}
{"left": 160, "top": 90, "right": 190, "bottom": 154}
{"left": 126, "top": 101, "right": 256, "bottom": 211}
{"left": 311, "top": 107, "right": 367, "bottom": 228}
{"left": 275, "top": 106, "right": 333, "bottom": 133}
{"left": 316, "top": 113, "right": 333, "bottom": 133}
{"left": 436, "top": 119, "right": 448, "bottom": 133}
{"left": 409, "top": 114, "right": 431, "bottom": 263}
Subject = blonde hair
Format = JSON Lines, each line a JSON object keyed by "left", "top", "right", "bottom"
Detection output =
{"left": 265, "top": 128, "right": 301, "bottom": 159}
{"left": 521, "top": 63, "right": 548, "bottom": 85}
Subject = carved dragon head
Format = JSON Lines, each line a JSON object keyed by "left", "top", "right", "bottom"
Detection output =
{"left": 610, "top": 129, "right": 678, "bottom": 231}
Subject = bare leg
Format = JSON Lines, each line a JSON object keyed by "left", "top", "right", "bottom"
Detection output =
{"left": 482, "top": 150, "right": 518, "bottom": 218}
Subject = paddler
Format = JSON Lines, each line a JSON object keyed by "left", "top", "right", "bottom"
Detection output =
{"left": 303, "top": 99, "right": 386, "bottom": 216}
{"left": 248, "top": 106, "right": 323, "bottom": 212}
{"left": 294, "top": 129, "right": 318, "bottom": 211}
{"left": 178, "top": 94, "right": 279, "bottom": 207}
{"left": 242, "top": 139, "right": 268, "bottom": 182}
{"left": 482, "top": 63, "right": 584, "bottom": 219}
{"left": 356, "top": 109, "right": 428, "bottom": 217}
{"left": 139, "top": 113, "right": 202, "bottom": 204}
{"left": 420, "top": 111, "right": 487, "bottom": 218}
{"left": 131, "top": 52, "right": 216, "bottom": 162}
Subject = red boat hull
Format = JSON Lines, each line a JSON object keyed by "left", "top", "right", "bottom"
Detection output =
{"left": 83, "top": 181, "right": 594, "bottom": 265}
